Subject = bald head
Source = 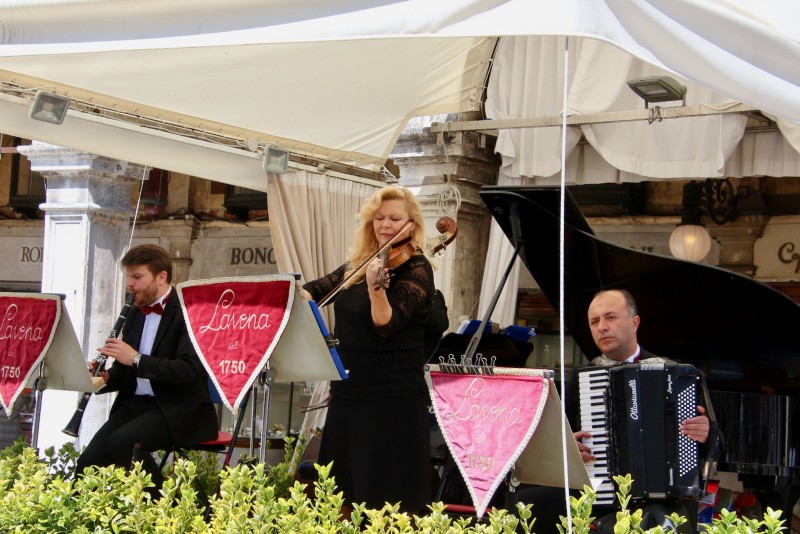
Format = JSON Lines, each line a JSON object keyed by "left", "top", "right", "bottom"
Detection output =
{"left": 587, "top": 290, "right": 640, "bottom": 362}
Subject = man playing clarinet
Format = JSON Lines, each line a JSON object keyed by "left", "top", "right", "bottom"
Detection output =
{"left": 75, "top": 244, "right": 217, "bottom": 498}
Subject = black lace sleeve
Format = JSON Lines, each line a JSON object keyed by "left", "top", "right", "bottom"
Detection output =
{"left": 375, "top": 255, "right": 434, "bottom": 337}
{"left": 302, "top": 264, "right": 348, "bottom": 303}
{"left": 425, "top": 290, "right": 449, "bottom": 334}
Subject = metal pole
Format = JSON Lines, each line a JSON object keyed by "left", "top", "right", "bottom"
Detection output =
{"left": 259, "top": 367, "right": 271, "bottom": 464}
{"left": 248, "top": 382, "right": 257, "bottom": 457}
{"left": 31, "top": 362, "right": 47, "bottom": 451}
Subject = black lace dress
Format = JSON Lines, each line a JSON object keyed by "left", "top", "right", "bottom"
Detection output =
{"left": 303, "top": 254, "right": 434, "bottom": 513}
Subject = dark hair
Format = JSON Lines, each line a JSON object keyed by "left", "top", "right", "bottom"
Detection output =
{"left": 595, "top": 289, "right": 638, "bottom": 317}
{"left": 121, "top": 244, "right": 173, "bottom": 283}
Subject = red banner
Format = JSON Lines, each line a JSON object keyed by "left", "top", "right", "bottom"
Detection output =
{"left": 428, "top": 369, "right": 549, "bottom": 519}
{"left": 178, "top": 276, "right": 295, "bottom": 413}
{"left": 0, "top": 294, "right": 60, "bottom": 416}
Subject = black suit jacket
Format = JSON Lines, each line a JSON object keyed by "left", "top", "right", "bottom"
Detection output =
{"left": 102, "top": 288, "right": 218, "bottom": 446}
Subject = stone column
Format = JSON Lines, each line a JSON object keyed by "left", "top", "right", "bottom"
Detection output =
{"left": 392, "top": 113, "right": 500, "bottom": 330}
{"left": 17, "top": 142, "right": 144, "bottom": 454}
{"left": 155, "top": 171, "right": 194, "bottom": 284}
{"left": 709, "top": 214, "right": 770, "bottom": 276}
{"left": 133, "top": 218, "right": 195, "bottom": 284}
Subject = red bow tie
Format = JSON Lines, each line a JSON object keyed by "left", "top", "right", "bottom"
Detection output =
{"left": 140, "top": 302, "right": 164, "bottom": 316}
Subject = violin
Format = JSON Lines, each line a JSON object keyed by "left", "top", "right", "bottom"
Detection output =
{"left": 375, "top": 237, "right": 422, "bottom": 289}
{"left": 374, "top": 216, "right": 458, "bottom": 289}
{"left": 318, "top": 219, "right": 416, "bottom": 306}
{"left": 318, "top": 215, "right": 459, "bottom": 304}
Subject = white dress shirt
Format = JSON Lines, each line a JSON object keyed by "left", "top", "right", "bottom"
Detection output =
{"left": 624, "top": 345, "right": 642, "bottom": 364}
{"left": 135, "top": 288, "right": 171, "bottom": 396}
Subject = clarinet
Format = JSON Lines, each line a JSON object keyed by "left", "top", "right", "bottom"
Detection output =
{"left": 62, "top": 293, "right": 135, "bottom": 437}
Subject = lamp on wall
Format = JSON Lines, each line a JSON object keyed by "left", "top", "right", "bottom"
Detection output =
{"left": 29, "top": 91, "right": 71, "bottom": 125}
{"left": 262, "top": 145, "right": 290, "bottom": 174}
{"left": 627, "top": 76, "right": 687, "bottom": 108}
{"left": 668, "top": 179, "right": 738, "bottom": 262}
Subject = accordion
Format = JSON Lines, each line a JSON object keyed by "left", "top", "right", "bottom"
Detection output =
{"left": 576, "top": 361, "right": 704, "bottom": 506}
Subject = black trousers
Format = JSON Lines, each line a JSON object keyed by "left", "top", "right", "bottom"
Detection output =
{"left": 507, "top": 485, "right": 576, "bottom": 534}
{"left": 76, "top": 395, "right": 174, "bottom": 496}
{"left": 508, "top": 485, "right": 698, "bottom": 534}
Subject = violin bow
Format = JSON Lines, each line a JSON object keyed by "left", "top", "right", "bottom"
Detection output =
{"left": 317, "top": 219, "right": 416, "bottom": 307}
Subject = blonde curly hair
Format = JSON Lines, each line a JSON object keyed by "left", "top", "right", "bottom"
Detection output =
{"left": 344, "top": 186, "right": 428, "bottom": 283}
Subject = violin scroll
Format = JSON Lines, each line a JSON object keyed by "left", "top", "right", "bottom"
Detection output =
{"left": 428, "top": 216, "right": 458, "bottom": 256}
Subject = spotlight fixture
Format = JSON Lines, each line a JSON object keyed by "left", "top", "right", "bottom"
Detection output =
{"left": 29, "top": 91, "right": 71, "bottom": 125}
{"left": 262, "top": 145, "right": 289, "bottom": 174}
{"left": 668, "top": 179, "right": 738, "bottom": 262}
{"left": 627, "top": 76, "right": 687, "bottom": 108}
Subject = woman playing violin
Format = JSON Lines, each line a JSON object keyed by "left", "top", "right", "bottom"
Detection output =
{"left": 303, "top": 185, "right": 434, "bottom": 515}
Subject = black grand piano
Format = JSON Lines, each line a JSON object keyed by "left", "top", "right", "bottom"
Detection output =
{"left": 480, "top": 185, "right": 800, "bottom": 519}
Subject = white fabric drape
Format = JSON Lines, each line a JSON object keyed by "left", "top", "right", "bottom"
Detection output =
{"left": 486, "top": 36, "right": 583, "bottom": 180}
{"left": 480, "top": 36, "right": 579, "bottom": 326}
{"left": 725, "top": 130, "right": 800, "bottom": 178}
{"left": 266, "top": 170, "right": 378, "bottom": 440}
{"left": 572, "top": 40, "right": 748, "bottom": 179}
{"left": 267, "top": 170, "right": 375, "bottom": 299}
{"left": 488, "top": 36, "right": 751, "bottom": 185}
{"left": 775, "top": 117, "right": 800, "bottom": 163}
{"left": 478, "top": 34, "right": 797, "bottom": 326}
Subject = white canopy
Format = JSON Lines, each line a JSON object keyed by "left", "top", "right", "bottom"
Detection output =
{"left": 485, "top": 35, "right": 800, "bottom": 185}
{"left": 1, "top": 0, "right": 799, "bottom": 191}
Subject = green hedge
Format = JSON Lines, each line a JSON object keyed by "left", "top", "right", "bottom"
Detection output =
{"left": 0, "top": 438, "right": 787, "bottom": 534}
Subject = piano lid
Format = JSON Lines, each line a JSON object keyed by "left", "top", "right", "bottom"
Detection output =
{"left": 480, "top": 185, "right": 800, "bottom": 393}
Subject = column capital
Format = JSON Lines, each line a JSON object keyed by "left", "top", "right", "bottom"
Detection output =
{"left": 17, "top": 142, "right": 146, "bottom": 181}
{"left": 17, "top": 142, "right": 144, "bottom": 216}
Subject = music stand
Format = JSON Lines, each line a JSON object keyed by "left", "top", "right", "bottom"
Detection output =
{"left": 177, "top": 275, "right": 346, "bottom": 464}
{"left": 254, "top": 295, "right": 346, "bottom": 463}
{"left": 425, "top": 363, "right": 592, "bottom": 518}
{"left": 0, "top": 293, "right": 90, "bottom": 450}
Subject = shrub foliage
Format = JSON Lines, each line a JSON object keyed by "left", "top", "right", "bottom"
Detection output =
{"left": 0, "top": 437, "right": 787, "bottom": 533}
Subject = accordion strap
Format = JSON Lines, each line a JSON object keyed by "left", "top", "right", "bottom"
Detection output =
{"left": 698, "top": 374, "right": 724, "bottom": 490}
